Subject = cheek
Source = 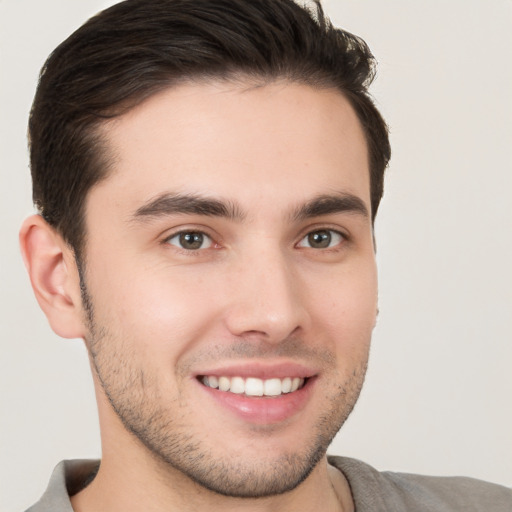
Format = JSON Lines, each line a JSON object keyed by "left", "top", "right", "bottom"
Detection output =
{"left": 86, "top": 260, "right": 222, "bottom": 357}
{"left": 307, "top": 261, "right": 377, "bottom": 348}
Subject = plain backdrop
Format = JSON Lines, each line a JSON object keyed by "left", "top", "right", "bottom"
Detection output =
{"left": 1, "top": 0, "right": 511, "bottom": 510}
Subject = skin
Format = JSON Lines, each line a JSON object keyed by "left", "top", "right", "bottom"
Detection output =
{"left": 21, "top": 80, "right": 377, "bottom": 512}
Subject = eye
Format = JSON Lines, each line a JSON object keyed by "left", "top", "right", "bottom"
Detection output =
{"left": 297, "top": 229, "right": 344, "bottom": 249}
{"left": 166, "top": 231, "right": 213, "bottom": 250}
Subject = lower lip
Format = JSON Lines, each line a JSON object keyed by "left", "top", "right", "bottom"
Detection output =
{"left": 198, "top": 378, "right": 315, "bottom": 425}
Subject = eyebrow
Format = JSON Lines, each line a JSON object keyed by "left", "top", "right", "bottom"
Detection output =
{"left": 131, "top": 193, "right": 245, "bottom": 222}
{"left": 130, "top": 191, "right": 369, "bottom": 224}
{"left": 291, "top": 193, "right": 369, "bottom": 221}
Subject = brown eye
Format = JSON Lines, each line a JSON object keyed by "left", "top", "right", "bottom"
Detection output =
{"left": 298, "top": 229, "right": 343, "bottom": 249}
{"left": 167, "top": 231, "right": 212, "bottom": 250}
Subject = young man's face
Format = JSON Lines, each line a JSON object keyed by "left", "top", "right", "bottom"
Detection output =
{"left": 80, "top": 81, "right": 377, "bottom": 496}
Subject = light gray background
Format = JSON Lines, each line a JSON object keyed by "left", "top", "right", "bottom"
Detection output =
{"left": 1, "top": 1, "right": 511, "bottom": 510}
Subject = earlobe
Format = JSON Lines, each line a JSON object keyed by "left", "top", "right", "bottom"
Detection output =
{"left": 19, "top": 214, "right": 86, "bottom": 339}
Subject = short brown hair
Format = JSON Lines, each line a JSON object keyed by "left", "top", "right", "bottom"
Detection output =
{"left": 29, "top": 0, "right": 390, "bottom": 258}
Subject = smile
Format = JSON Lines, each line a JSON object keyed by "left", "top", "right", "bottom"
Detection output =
{"left": 200, "top": 375, "right": 306, "bottom": 397}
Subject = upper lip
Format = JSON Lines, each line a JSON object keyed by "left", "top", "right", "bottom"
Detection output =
{"left": 194, "top": 361, "right": 317, "bottom": 380}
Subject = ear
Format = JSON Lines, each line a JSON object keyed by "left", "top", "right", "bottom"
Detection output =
{"left": 19, "top": 214, "right": 86, "bottom": 339}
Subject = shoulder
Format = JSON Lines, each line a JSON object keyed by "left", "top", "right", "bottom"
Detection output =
{"left": 328, "top": 455, "right": 512, "bottom": 512}
{"left": 25, "top": 460, "right": 100, "bottom": 512}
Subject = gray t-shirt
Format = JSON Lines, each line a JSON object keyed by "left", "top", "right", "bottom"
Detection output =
{"left": 26, "top": 457, "right": 512, "bottom": 511}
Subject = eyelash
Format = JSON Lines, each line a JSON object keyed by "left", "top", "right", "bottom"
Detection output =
{"left": 296, "top": 228, "right": 346, "bottom": 250}
{"left": 164, "top": 230, "right": 217, "bottom": 252}
{"left": 163, "top": 227, "right": 347, "bottom": 253}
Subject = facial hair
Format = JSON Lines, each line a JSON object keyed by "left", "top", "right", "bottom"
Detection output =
{"left": 79, "top": 269, "right": 369, "bottom": 498}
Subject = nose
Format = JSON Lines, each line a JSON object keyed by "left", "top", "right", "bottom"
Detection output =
{"left": 223, "top": 246, "right": 308, "bottom": 343}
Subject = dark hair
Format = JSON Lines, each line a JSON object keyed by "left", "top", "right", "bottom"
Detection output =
{"left": 29, "top": 0, "right": 390, "bottom": 258}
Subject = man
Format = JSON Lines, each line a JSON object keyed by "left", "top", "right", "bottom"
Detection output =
{"left": 18, "top": 0, "right": 511, "bottom": 511}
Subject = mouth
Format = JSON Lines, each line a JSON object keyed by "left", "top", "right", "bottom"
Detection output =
{"left": 199, "top": 375, "right": 308, "bottom": 397}
{"left": 194, "top": 363, "right": 317, "bottom": 424}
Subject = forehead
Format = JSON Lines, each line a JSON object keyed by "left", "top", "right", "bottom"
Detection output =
{"left": 91, "top": 80, "right": 370, "bottom": 217}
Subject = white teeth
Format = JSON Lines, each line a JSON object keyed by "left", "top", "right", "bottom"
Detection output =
{"left": 264, "top": 378, "right": 282, "bottom": 396}
{"left": 245, "top": 377, "right": 264, "bottom": 396}
{"left": 230, "top": 376, "right": 245, "bottom": 394}
{"left": 281, "top": 377, "right": 292, "bottom": 393}
{"left": 201, "top": 375, "right": 306, "bottom": 396}
{"left": 218, "top": 376, "right": 230, "bottom": 392}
